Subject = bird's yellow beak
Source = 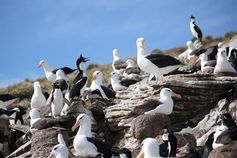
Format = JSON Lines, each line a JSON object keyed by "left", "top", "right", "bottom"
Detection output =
{"left": 72, "top": 122, "right": 80, "bottom": 131}
{"left": 47, "top": 152, "right": 54, "bottom": 158}
{"left": 171, "top": 92, "right": 182, "bottom": 99}
{"left": 194, "top": 58, "right": 201, "bottom": 65}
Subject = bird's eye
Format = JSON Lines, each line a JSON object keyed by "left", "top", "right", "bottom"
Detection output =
{"left": 54, "top": 146, "right": 58, "bottom": 150}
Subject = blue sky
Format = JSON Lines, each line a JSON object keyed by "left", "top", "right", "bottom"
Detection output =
{"left": 0, "top": 0, "right": 237, "bottom": 87}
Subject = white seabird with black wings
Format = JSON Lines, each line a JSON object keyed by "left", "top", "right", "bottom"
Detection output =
{"left": 90, "top": 71, "right": 116, "bottom": 99}
{"left": 136, "top": 38, "right": 183, "bottom": 81}
{"left": 110, "top": 72, "right": 138, "bottom": 91}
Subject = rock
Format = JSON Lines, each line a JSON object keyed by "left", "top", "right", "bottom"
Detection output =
{"left": 31, "top": 128, "right": 68, "bottom": 158}
{"left": 208, "top": 142, "right": 237, "bottom": 158}
{"left": 105, "top": 74, "right": 236, "bottom": 149}
{"left": 131, "top": 114, "right": 170, "bottom": 141}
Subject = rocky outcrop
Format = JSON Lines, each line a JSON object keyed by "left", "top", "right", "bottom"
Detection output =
{"left": 104, "top": 74, "right": 237, "bottom": 153}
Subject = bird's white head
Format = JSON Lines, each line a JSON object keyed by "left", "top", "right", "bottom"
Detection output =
{"left": 30, "top": 108, "right": 41, "bottom": 120}
{"left": 136, "top": 37, "right": 146, "bottom": 49}
{"left": 160, "top": 88, "right": 182, "bottom": 99}
{"left": 92, "top": 71, "right": 103, "bottom": 84}
{"left": 47, "top": 143, "right": 68, "bottom": 158}
{"left": 56, "top": 69, "right": 66, "bottom": 80}
{"left": 214, "top": 125, "right": 228, "bottom": 138}
{"left": 71, "top": 113, "right": 91, "bottom": 131}
{"left": 187, "top": 41, "right": 195, "bottom": 51}
{"left": 110, "top": 71, "right": 120, "bottom": 80}
{"left": 217, "top": 49, "right": 227, "bottom": 59}
{"left": 33, "top": 81, "right": 41, "bottom": 89}
{"left": 199, "top": 53, "right": 208, "bottom": 62}
{"left": 37, "top": 60, "right": 46, "bottom": 68}
{"left": 113, "top": 49, "right": 120, "bottom": 57}
{"left": 126, "top": 59, "right": 135, "bottom": 68}
{"left": 218, "top": 42, "right": 224, "bottom": 48}
{"left": 142, "top": 138, "right": 160, "bottom": 157}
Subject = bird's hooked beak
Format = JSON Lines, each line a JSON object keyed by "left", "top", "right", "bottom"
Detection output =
{"left": 171, "top": 92, "right": 182, "bottom": 99}
{"left": 91, "top": 76, "right": 96, "bottom": 81}
{"left": 83, "top": 58, "right": 89, "bottom": 63}
{"left": 47, "top": 152, "right": 54, "bottom": 158}
{"left": 194, "top": 58, "right": 201, "bottom": 65}
{"left": 72, "top": 121, "right": 80, "bottom": 131}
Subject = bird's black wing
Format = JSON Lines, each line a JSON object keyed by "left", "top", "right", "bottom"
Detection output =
{"left": 43, "top": 92, "right": 50, "bottom": 100}
{"left": 120, "top": 79, "right": 138, "bottom": 87}
{"left": 190, "top": 48, "right": 207, "bottom": 56}
{"left": 0, "top": 94, "right": 17, "bottom": 101}
{"left": 52, "top": 67, "right": 76, "bottom": 74}
{"left": 69, "top": 76, "right": 87, "bottom": 98}
{"left": 0, "top": 108, "right": 16, "bottom": 116}
{"left": 15, "top": 112, "right": 24, "bottom": 124}
{"left": 87, "top": 137, "right": 112, "bottom": 158}
{"left": 146, "top": 54, "right": 182, "bottom": 67}
{"left": 194, "top": 24, "right": 203, "bottom": 40}
{"left": 160, "top": 141, "right": 169, "bottom": 157}
{"left": 101, "top": 85, "right": 116, "bottom": 98}
{"left": 206, "top": 46, "right": 218, "bottom": 60}
{"left": 204, "top": 60, "right": 216, "bottom": 67}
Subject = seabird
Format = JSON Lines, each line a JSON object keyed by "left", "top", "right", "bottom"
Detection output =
{"left": 112, "top": 49, "right": 127, "bottom": 74}
{"left": 187, "top": 41, "right": 198, "bottom": 60}
{"left": 0, "top": 94, "right": 18, "bottom": 109}
{"left": 136, "top": 38, "right": 183, "bottom": 81}
{"left": 48, "top": 133, "right": 69, "bottom": 158}
{"left": 72, "top": 113, "right": 129, "bottom": 158}
{"left": 112, "top": 148, "right": 132, "bottom": 158}
{"left": 9, "top": 107, "right": 26, "bottom": 125}
{"left": 31, "top": 81, "right": 47, "bottom": 110}
{"left": 160, "top": 129, "right": 177, "bottom": 157}
{"left": 123, "top": 59, "right": 141, "bottom": 78}
{"left": 38, "top": 60, "right": 77, "bottom": 82}
{"left": 50, "top": 82, "right": 64, "bottom": 118}
{"left": 38, "top": 60, "right": 55, "bottom": 82}
{"left": 72, "top": 113, "right": 92, "bottom": 137}
{"left": 226, "top": 46, "right": 237, "bottom": 71}
{"left": 0, "top": 107, "right": 25, "bottom": 124}
{"left": 190, "top": 15, "right": 203, "bottom": 42}
{"left": 90, "top": 71, "right": 116, "bottom": 99}
{"left": 195, "top": 53, "right": 216, "bottom": 73}
{"left": 110, "top": 71, "right": 138, "bottom": 91}
{"left": 30, "top": 108, "right": 41, "bottom": 132}
{"left": 69, "top": 55, "right": 89, "bottom": 102}
{"left": 189, "top": 45, "right": 219, "bottom": 61}
{"left": 54, "top": 69, "right": 69, "bottom": 95}
{"left": 145, "top": 88, "right": 181, "bottom": 115}
{"left": 214, "top": 49, "right": 236, "bottom": 74}
{"left": 141, "top": 138, "right": 161, "bottom": 158}
{"left": 212, "top": 125, "right": 229, "bottom": 149}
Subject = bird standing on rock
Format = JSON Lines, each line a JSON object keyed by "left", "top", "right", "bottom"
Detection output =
{"left": 190, "top": 15, "right": 203, "bottom": 42}
{"left": 112, "top": 49, "right": 127, "bottom": 75}
{"left": 145, "top": 88, "right": 181, "bottom": 115}
{"left": 214, "top": 49, "right": 236, "bottom": 74}
{"left": 136, "top": 37, "right": 183, "bottom": 82}
{"left": 69, "top": 55, "right": 89, "bottom": 102}
{"left": 31, "top": 81, "right": 47, "bottom": 111}
{"left": 38, "top": 59, "right": 77, "bottom": 83}
{"left": 90, "top": 71, "right": 116, "bottom": 99}
{"left": 110, "top": 71, "right": 138, "bottom": 91}
{"left": 48, "top": 133, "right": 69, "bottom": 158}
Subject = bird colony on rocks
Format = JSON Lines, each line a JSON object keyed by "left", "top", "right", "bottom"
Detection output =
{"left": 0, "top": 15, "right": 237, "bottom": 158}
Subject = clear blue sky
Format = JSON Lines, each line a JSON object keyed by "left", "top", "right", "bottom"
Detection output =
{"left": 0, "top": 0, "right": 237, "bottom": 87}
